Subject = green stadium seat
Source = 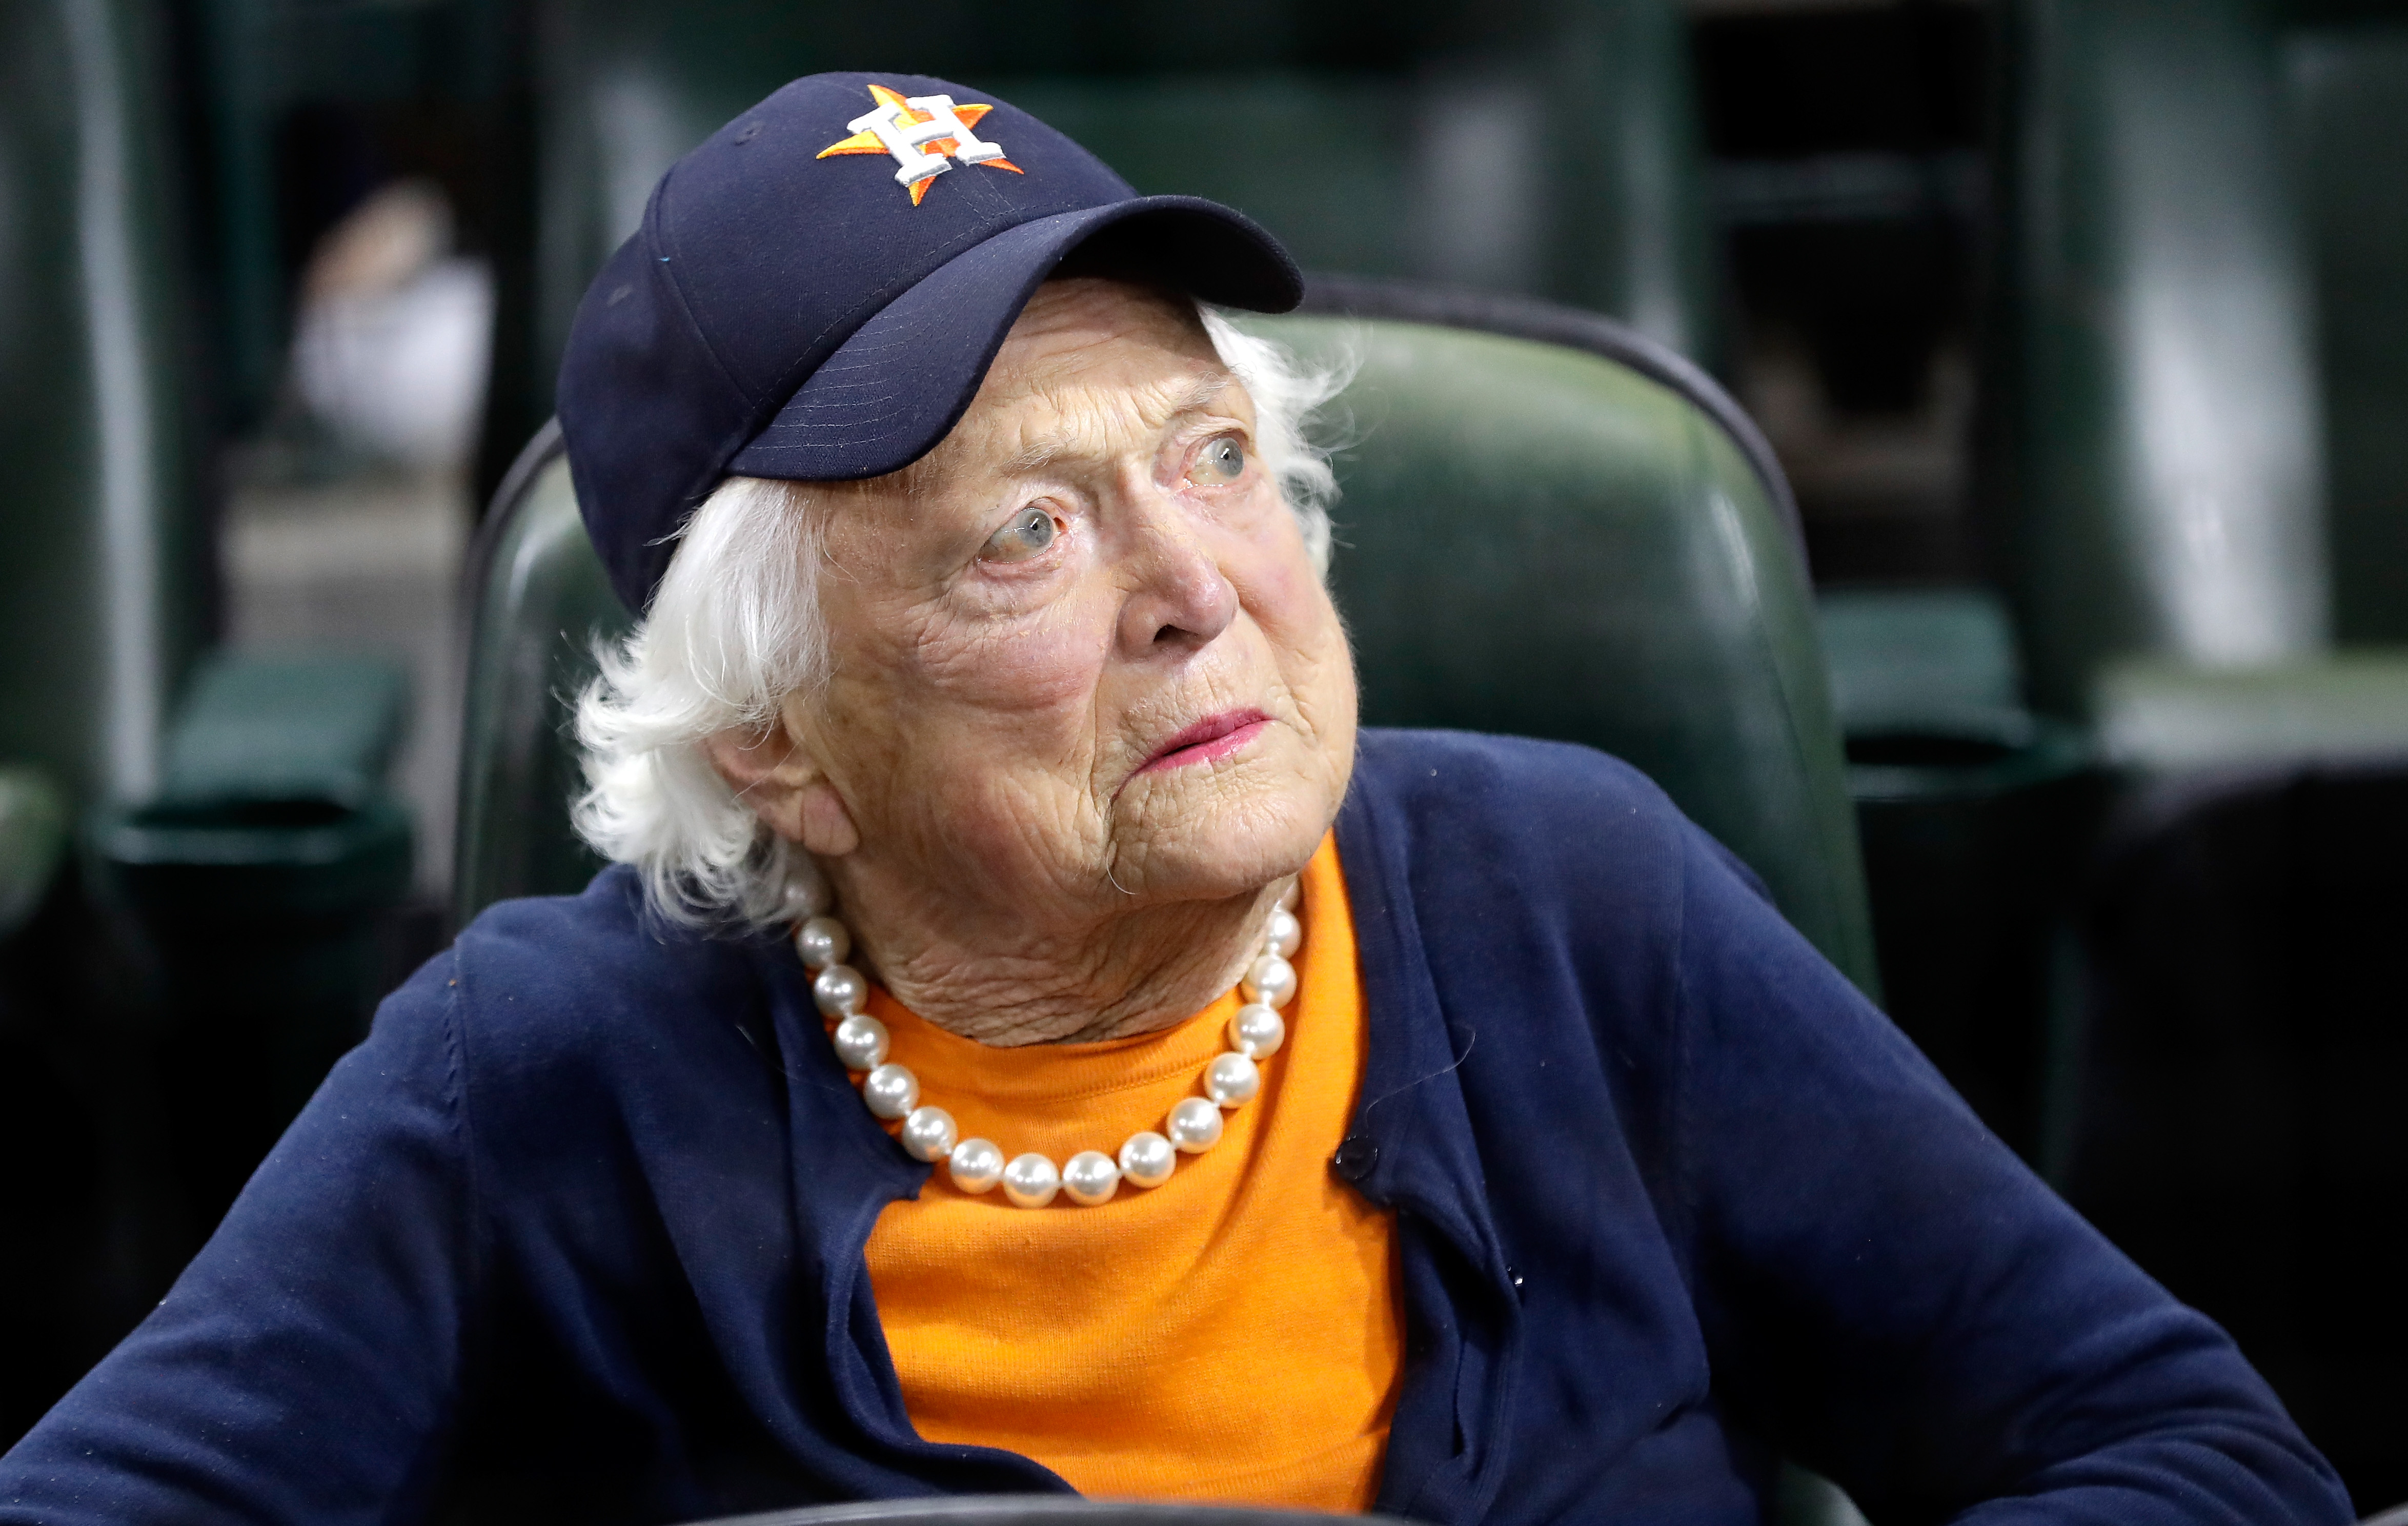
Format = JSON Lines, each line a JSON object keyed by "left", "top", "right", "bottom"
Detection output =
{"left": 2288, "top": 15, "right": 2408, "bottom": 645}
{"left": 1818, "top": 588, "right": 2023, "bottom": 734}
{"left": 1817, "top": 587, "right": 2099, "bottom": 1168}
{"left": 0, "top": 0, "right": 231, "bottom": 1436}
{"left": 0, "top": 770, "right": 68, "bottom": 944}
{"left": 2095, "top": 656, "right": 2408, "bottom": 772}
{"left": 1988, "top": 0, "right": 2408, "bottom": 736}
{"left": 1992, "top": 0, "right": 2408, "bottom": 1502}
{"left": 0, "top": 0, "right": 209, "bottom": 812}
{"left": 1992, "top": 0, "right": 2332, "bottom": 712}
{"left": 87, "top": 653, "right": 417, "bottom": 1231}
{"left": 0, "top": 0, "right": 424, "bottom": 1326}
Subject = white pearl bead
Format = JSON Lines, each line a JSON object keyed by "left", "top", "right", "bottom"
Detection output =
{"left": 1228, "top": 1003, "right": 1286, "bottom": 1059}
{"left": 831, "top": 1013, "right": 889, "bottom": 1070}
{"left": 1278, "top": 878, "right": 1301, "bottom": 911}
{"left": 780, "top": 861, "right": 832, "bottom": 919}
{"left": 795, "top": 915, "right": 850, "bottom": 971}
{"left": 1061, "top": 1150, "right": 1121, "bottom": 1206}
{"left": 1002, "top": 1153, "right": 1060, "bottom": 1209}
{"left": 1167, "top": 1096, "right": 1224, "bottom": 1153}
{"left": 1118, "top": 1130, "right": 1176, "bottom": 1188}
{"left": 948, "top": 1137, "right": 1004, "bottom": 1193}
{"left": 862, "top": 1063, "right": 917, "bottom": 1120}
{"left": 1241, "top": 952, "right": 1298, "bottom": 1008}
{"left": 812, "top": 964, "right": 867, "bottom": 1018}
{"left": 1205, "top": 1051, "right": 1260, "bottom": 1108}
{"left": 1265, "top": 907, "right": 1302, "bottom": 959}
{"left": 900, "top": 1106, "right": 958, "bottom": 1163}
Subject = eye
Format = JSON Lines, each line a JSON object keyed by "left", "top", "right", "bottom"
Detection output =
{"left": 980, "top": 504, "right": 1060, "bottom": 563}
{"left": 1188, "top": 434, "right": 1246, "bottom": 487}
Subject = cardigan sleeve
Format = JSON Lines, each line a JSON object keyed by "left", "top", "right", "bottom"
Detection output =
{"left": 0, "top": 950, "right": 481, "bottom": 1526}
{"left": 1670, "top": 825, "right": 2353, "bottom": 1525}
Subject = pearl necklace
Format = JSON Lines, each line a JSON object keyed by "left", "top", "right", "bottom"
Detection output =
{"left": 789, "top": 877, "right": 1302, "bottom": 1209}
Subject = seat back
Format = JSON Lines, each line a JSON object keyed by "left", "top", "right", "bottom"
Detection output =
{"left": 2289, "top": 17, "right": 2408, "bottom": 644}
{"left": 1991, "top": 10, "right": 2408, "bottom": 1498}
{"left": 1991, "top": 0, "right": 2328, "bottom": 714}
{"left": 456, "top": 284, "right": 1875, "bottom": 993}
{"left": 455, "top": 422, "right": 623, "bottom": 920}
{"left": 0, "top": 0, "right": 207, "bottom": 807}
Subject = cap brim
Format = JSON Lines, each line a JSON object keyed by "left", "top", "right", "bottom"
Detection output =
{"left": 725, "top": 196, "right": 1301, "bottom": 482}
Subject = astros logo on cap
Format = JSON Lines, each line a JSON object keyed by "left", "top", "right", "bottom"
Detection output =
{"left": 818, "top": 84, "right": 1025, "bottom": 205}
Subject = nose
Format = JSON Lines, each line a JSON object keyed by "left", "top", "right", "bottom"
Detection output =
{"left": 1115, "top": 490, "right": 1238, "bottom": 657}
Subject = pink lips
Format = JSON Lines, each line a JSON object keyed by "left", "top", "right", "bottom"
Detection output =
{"left": 1136, "top": 709, "right": 1271, "bottom": 775}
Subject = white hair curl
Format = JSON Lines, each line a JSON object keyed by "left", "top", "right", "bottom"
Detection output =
{"left": 570, "top": 303, "right": 1352, "bottom": 929}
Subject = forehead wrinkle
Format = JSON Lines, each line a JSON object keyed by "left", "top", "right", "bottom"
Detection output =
{"left": 996, "top": 366, "right": 1240, "bottom": 477}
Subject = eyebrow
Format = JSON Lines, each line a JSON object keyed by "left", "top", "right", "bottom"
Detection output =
{"left": 1000, "top": 369, "right": 1239, "bottom": 475}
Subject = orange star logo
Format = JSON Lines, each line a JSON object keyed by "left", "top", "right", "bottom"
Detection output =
{"left": 818, "top": 84, "right": 1024, "bottom": 206}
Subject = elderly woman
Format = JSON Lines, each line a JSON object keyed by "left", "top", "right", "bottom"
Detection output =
{"left": 0, "top": 73, "right": 2350, "bottom": 1526}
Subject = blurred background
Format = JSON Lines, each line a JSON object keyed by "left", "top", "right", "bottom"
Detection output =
{"left": 4, "top": 0, "right": 2407, "bottom": 1513}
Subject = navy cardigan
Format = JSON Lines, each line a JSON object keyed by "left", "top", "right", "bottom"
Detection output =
{"left": 0, "top": 730, "right": 2350, "bottom": 1525}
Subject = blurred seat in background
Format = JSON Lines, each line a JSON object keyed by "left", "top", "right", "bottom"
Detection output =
{"left": 0, "top": 0, "right": 209, "bottom": 827}
{"left": 479, "top": 0, "right": 1716, "bottom": 493}
{"left": 0, "top": 0, "right": 421, "bottom": 1450}
{"left": 183, "top": 0, "right": 510, "bottom": 904}
{"left": 1692, "top": 0, "right": 1989, "bottom": 586}
{"left": 87, "top": 654, "right": 414, "bottom": 1231}
{"left": 1817, "top": 587, "right": 2101, "bottom": 1170}
{"left": 457, "top": 282, "right": 1876, "bottom": 1526}
{"left": 1687, "top": 1, "right": 2097, "bottom": 1182}
{"left": 1985, "top": 0, "right": 2408, "bottom": 1505}
{"left": 2290, "top": 6, "right": 2408, "bottom": 651}
{"left": 0, "top": 0, "right": 211, "bottom": 1443}
{"left": 1994, "top": 0, "right": 2334, "bottom": 713}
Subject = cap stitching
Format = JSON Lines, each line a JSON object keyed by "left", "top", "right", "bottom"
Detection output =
{"left": 642, "top": 171, "right": 757, "bottom": 414}
{"left": 670, "top": 203, "right": 1040, "bottom": 521}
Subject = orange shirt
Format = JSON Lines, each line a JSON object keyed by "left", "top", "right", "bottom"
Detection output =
{"left": 858, "top": 833, "right": 1400, "bottom": 1509}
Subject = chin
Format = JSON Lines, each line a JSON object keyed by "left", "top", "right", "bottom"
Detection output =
{"left": 1119, "top": 762, "right": 1338, "bottom": 902}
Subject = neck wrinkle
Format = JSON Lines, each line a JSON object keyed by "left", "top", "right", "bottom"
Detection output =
{"left": 834, "top": 871, "right": 1298, "bottom": 1048}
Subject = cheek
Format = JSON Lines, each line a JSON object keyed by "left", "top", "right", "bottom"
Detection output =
{"left": 1230, "top": 515, "right": 1342, "bottom": 665}
{"left": 1248, "top": 552, "right": 1317, "bottom": 636}
{"left": 824, "top": 596, "right": 1120, "bottom": 870}
{"left": 906, "top": 612, "right": 1125, "bottom": 882}
{"left": 910, "top": 598, "right": 1110, "bottom": 721}
{"left": 812, "top": 582, "right": 1108, "bottom": 785}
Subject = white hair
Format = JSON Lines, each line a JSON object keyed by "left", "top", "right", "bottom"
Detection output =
{"left": 570, "top": 302, "right": 1352, "bottom": 929}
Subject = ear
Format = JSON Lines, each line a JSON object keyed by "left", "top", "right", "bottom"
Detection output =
{"left": 702, "top": 712, "right": 861, "bottom": 857}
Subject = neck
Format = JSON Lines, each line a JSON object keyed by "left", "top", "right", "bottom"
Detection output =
{"left": 822, "top": 866, "right": 1291, "bottom": 1046}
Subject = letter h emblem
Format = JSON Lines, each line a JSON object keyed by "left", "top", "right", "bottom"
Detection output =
{"left": 849, "top": 93, "right": 1006, "bottom": 190}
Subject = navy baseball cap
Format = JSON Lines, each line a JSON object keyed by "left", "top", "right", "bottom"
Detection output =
{"left": 556, "top": 71, "right": 1304, "bottom": 614}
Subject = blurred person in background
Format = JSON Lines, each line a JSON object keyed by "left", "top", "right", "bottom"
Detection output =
{"left": 0, "top": 73, "right": 2351, "bottom": 1526}
{"left": 288, "top": 177, "right": 493, "bottom": 476}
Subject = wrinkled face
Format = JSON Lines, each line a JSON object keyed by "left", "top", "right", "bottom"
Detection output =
{"left": 792, "top": 277, "right": 1357, "bottom": 923}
